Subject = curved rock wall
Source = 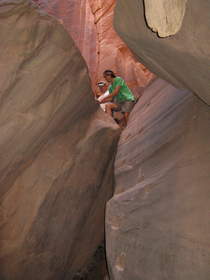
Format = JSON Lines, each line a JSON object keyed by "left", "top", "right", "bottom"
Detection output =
{"left": 34, "top": 0, "right": 154, "bottom": 96}
{"left": 34, "top": 0, "right": 98, "bottom": 85}
{"left": 0, "top": 1, "right": 119, "bottom": 279}
{"left": 107, "top": 1, "right": 210, "bottom": 278}
{"left": 115, "top": 0, "right": 210, "bottom": 104}
{"left": 106, "top": 79, "right": 210, "bottom": 280}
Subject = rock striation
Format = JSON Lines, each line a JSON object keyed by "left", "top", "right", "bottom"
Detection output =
{"left": 33, "top": 0, "right": 98, "bottom": 86}
{"left": 106, "top": 79, "right": 210, "bottom": 280}
{"left": 88, "top": 0, "right": 154, "bottom": 95}
{"left": 115, "top": 0, "right": 210, "bottom": 104}
{"left": 0, "top": 1, "right": 119, "bottom": 279}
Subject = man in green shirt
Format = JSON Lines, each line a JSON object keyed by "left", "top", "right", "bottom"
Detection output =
{"left": 100, "top": 70, "right": 135, "bottom": 126}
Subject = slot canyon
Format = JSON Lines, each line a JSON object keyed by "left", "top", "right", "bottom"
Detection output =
{"left": 0, "top": 0, "right": 209, "bottom": 280}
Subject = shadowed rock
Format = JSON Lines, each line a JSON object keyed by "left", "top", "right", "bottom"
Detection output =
{"left": 106, "top": 79, "right": 210, "bottom": 280}
{"left": 0, "top": 1, "right": 119, "bottom": 279}
{"left": 115, "top": 0, "right": 210, "bottom": 104}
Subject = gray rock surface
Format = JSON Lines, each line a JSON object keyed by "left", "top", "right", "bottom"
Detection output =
{"left": 115, "top": 0, "right": 210, "bottom": 105}
{"left": 106, "top": 79, "right": 210, "bottom": 280}
{"left": 0, "top": 1, "right": 119, "bottom": 279}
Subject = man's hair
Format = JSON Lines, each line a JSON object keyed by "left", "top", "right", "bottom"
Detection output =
{"left": 103, "top": 70, "right": 116, "bottom": 78}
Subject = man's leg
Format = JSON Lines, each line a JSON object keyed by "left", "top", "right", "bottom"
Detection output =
{"left": 124, "top": 112, "right": 130, "bottom": 124}
{"left": 105, "top": 103, "right": 119, "bottom": 117}
{"left": 121, "top": 101, "right": 135, "bottom": 127}
{"left": 119, "top": 113, "right": 127, "bottom": 128}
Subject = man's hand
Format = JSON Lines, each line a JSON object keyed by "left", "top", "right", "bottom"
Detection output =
{"left": 98, "top": 86, "right": 121, "bottom": 104}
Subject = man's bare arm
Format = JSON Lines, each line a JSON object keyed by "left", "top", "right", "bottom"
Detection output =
{"left": 100, "top": 86, "right": 121, "bottom": 103}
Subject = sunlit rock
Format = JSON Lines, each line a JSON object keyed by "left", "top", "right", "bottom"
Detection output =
{"left": 35, "top": 0, "right": 154, "bottom": 96}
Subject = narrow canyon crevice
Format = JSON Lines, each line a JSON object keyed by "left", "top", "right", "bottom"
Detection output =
{"left": 0, "top": 1, "right": 209, "bottom": 280}
{"left": 34, "top": 0, "right": 154, "bottom": 95}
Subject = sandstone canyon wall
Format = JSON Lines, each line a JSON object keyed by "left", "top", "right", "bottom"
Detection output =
{"left": 0, "top": 1, "right": 119, "bottom": 279}
{"left": 34, "top": 0, "right": 98, "bottom": 86}
{"left": 34, "top": 0, "right": 154, "bottom": 96}
{"left": 115, "top": 0, "right": 210, "bottom": 104}
{"left": 88, "top": 0, "right": 154, "bottom": 95}
{"left": 106, "top": 79, "right": 210, "bottom": 280}
{"left": 105, "top": 1, "right": 210, "bottom": 279}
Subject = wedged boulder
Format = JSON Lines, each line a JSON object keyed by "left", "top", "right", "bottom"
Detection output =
{"left": 114, "top": 0, "right": 210, "bottom": 104}
{"left": 106, "top": 79, "right": 210, "bottom": 280}
{"left": 143, "top": 0, "right": 188, "bottom": 37}
{"left": 0, "top": 1, "right": 119, "bottom": 279}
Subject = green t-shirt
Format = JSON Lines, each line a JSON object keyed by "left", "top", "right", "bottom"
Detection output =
{"left": 109, "top": 77, "right": 135, "bottom": 103}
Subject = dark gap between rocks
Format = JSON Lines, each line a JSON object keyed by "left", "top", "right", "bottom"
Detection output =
{"left": 72, "top": 243, "right": 109, "bottom": 280}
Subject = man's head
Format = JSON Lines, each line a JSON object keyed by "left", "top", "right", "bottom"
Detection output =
{"left": 103, "top": 70, "right": 116, "bottom": 83}
{"left": 97, "top": 81, "right": 107, "bottom": 94}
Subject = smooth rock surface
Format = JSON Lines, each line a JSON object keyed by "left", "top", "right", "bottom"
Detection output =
{"left": 33, "top": 0, "right": 98, "bottom": 86}
{"left": 144, "top": 0, "right": 188, "bottom": 37}
{"left": 115, "top": 0, "right": 210, "bottom": 104}
{"left": 0, "top": 1, "right": 119, "bottom": 279}
{"left": 106, "top": 79, "right": 210, "bottom": 280}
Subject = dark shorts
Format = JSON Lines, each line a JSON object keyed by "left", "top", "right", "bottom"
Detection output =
{"left": 113, "top": 100, "right": 135, "bottom": 113}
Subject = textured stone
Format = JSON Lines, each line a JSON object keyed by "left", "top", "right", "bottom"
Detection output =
{"left": 144, "top": 0, "right": 188, "bottom": 37}
{"left": 106, "top": 79, "right": 210, "bottom": 280}
{"left": 88, "top": 0, "right": 154, "bottom": 96}
{"left": 33, "top": 0, "right": 154, "bottom": 96}
{"left": 115, "top": 0, "right": 210, "bottom": 104}
{"left": 0, "top": 1, "right": 119, "bottom": 279}
{"left": 33, "top": 0, "right": 98, "bottom": 84}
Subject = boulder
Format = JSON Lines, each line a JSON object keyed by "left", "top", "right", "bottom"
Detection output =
{"left": 0, "top": 1, "right": 119, "bottom": 279}
{"left": 106, "top": 79, "right": 210, "bottom": 280}
{"left": 143, "top": 0, "right": 188, "bottom": 37}
{"left": 114, "top": 0, "right": 210, "bottom": 104}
